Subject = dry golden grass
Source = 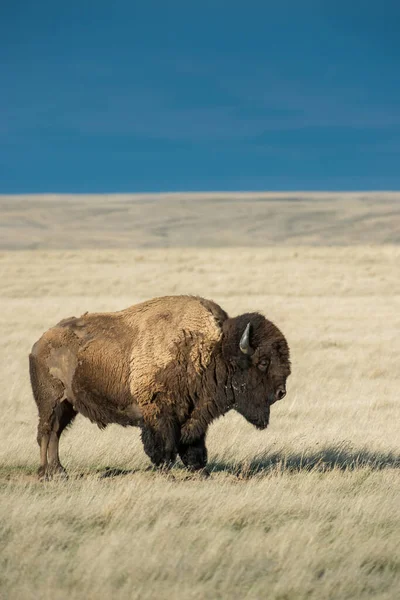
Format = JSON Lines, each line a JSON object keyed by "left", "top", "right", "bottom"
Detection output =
{"left": 0, "top": 246, "right": 399, "bottom": 599}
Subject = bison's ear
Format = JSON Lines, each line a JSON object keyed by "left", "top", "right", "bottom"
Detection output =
{"left": 273, "top": 339, "right": 290, "bottom": 361}
{"left": 239, "top": 322, "right": 254, "bottom": 356}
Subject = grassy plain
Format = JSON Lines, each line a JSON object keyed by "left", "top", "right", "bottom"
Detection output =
{"left": 0, "top": 196, "right": 399, "bottom": 599}
{"left": 0, "top": 193, "right": 400, "bottom": 600}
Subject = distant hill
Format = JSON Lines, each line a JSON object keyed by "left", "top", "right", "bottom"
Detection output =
{"left": 1, "top": 192, "right": 399, "bottom": 249}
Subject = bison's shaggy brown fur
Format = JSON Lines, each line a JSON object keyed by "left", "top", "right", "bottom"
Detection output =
{"left": 29, "top": 295, "right": 291, "bottom": 478}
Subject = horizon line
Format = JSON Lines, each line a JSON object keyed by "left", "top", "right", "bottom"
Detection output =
{"left": 1, "top": 190, "right": 400, "bottom": 198}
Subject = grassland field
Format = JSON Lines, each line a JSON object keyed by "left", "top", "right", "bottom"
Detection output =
{"left": 0, "top": 193, "right": 399, "bottom": 599}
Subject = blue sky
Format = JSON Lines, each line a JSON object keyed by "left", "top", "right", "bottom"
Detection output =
{"left": 1, "top": 1, "right": 400, "bottom": 192}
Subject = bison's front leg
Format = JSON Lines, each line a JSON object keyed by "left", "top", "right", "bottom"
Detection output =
{"left": 140, "top": 424, "right": 178, "bottom": 469}
{"left": 178, "top": 434, "right": 208, "bottom": 471}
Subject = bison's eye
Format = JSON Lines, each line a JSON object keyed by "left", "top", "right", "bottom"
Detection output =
{"left": 258, "top": 358, "right": 270, "bottom": 372}
{"left": 276, "top": 388, "right": 286, "bottom": 401}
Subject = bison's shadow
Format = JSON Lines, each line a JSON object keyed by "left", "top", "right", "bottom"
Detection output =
{"left": 98, "top": 445, "right": 400, "bottom": 480}
{"left": 208, "top": 444, "right": 400, "bottom": 478}
{"left": 99, "top": 465, "right": 155, "bottom": 478}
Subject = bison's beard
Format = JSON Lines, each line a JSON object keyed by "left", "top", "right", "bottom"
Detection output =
{"left": 234, "top": 403, "right": 270, "bottom": 430}
{"left": 246, "top": 413, "right": 270, "bottom": 430}
{"left": 253, "top": 418, "right": 270, "bottom": 430}
{"left": 230, "top": 373, "right": 272, "bottom": 430}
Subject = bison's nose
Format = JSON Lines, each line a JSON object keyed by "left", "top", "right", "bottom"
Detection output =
{"left": 275, "top": 387, "right": 286, "bottom": 401}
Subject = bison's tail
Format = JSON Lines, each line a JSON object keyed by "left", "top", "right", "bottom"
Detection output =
{"left": 29, "top": 353, "right": 41, "bottom": 407}
{"left": 29, "top": 351, "right": 65, "bottom": 411}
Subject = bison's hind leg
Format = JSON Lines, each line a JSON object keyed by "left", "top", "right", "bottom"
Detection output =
{"left": 46, "top": 400, "right": 77, "bottom": 480}
{"left": 29, "top": 353, "right": 77, "bottom": 480}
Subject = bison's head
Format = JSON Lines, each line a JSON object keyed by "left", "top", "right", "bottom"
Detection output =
{"left": 222, "top": 313, "right": 291, "bottom": 429}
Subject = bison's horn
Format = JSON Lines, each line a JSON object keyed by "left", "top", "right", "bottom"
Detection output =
{"left": 239, "top": 322, "right": 253, "bottom": 355}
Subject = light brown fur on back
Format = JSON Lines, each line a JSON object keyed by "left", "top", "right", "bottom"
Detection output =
{"left": 120, "top": 296, "right": 226, "bottom": 405}
{"left": 32, "top": 296, "right": 227, "bottom": 428}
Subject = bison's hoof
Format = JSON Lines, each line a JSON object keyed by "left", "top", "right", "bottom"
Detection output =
{"left": 183, "top": 467, "right": 210, "bottom": 480}
{"left": 157, "top": 461, "right": 176, "bottom": 473}
{"left": 40, "top": 464, "right": 69, "bottom": 481}
{"left": 37, "top": 466, "right": 46, "bottom": 481}
{"left": 191, "top": 467, "right": 210, "bottom": 478}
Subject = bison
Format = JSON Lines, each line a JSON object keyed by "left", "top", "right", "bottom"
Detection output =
{"left": 29, "top": 295, "right": 291, "bottom": 479}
